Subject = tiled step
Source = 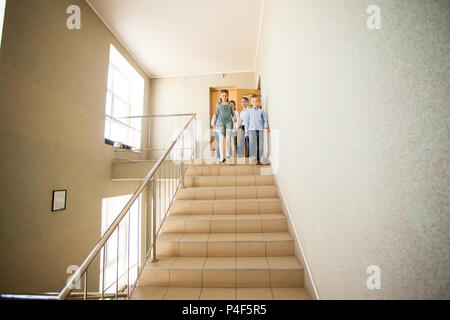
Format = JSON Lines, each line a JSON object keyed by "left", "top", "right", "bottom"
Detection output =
{"left": 138, "top": 256, "right": 304, "bottom": 288}
{"left": 176, "top": 186, "right": 278, "bottom": 200}
{"left": 156, "top": 232, "right": 294, "bottom": 257}
{"left": 161, "top": 213, "right": 287, "bottom": 233}
{"left": 131, "top": 286, "right": 310, "bottom": 300}
{"left": 188, "top": 158, "right": 269, "bottom": 166}
{"left": 184, "top": 175, "right": 275, "bottom": 188}
{"left": 133, "top": 159, "right": 308, "bottom": 300}
{"left": 169, "top": 198, "right": 282, "bottom": 215}
{"left": 185, "top": 165, "right": 272, "bottom": 177}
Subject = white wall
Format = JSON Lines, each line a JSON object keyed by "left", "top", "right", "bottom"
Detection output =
{"left": 149, "top": 73, "right": 256, "bottom": 158}
{"left": 256, "top": 0, "right": 449, "bottom": 299}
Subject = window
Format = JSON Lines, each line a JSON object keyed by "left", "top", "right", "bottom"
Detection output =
{"left": 100, "top": 194, "right": 141, "bottom": 293}
{"left": 0, "top": 0, "right": 6, "bottom": 49}
{"left": 104, "top": 44, "right": 144, "bottom": 149}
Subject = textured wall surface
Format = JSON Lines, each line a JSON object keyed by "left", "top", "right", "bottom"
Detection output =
{"left": 0, "top": 0, "right": 150, "bottom": 293}
{"left": 256, "top": 0, "right": 449, "bottom": 299}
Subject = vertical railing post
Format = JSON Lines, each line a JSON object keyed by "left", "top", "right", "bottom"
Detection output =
{"left": 147, "top": 118, "right": 151, "bottom": 161}
{"left": 194, "top": 115, "right": 197, "bottom": 160}
{"left": 159, "top": 170, "right": 161, "bottom": 234}
{"left": 150, "top": 177, "right": 158, "bottom": 263}
{"left": 169, "top": 153, "right": 172, "bottom": 202}
{"left": 136, "top": 199, "right": 140, "bottom": 287}
{"left": 83, "top": 270, "right": 88, "bottom": 300}
{"left": 116, "top": 225, "right": 119, "bottom": 300}
{"left": 101, "top": 246, "right": 105, "bottom": 300}
{"left": 181, "top": 134, "right": 184, "bottom": 188}
{"left": 127, "top": 211, "right": 131, "bottom": 299}
{"left": 165, "top": 160, "right": 168, "bottom": 216}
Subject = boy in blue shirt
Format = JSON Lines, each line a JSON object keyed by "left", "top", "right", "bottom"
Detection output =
{"left": 238, "top": 97, "right": 250, "bottom": 157}
{"left": 244, "top": 95, "right": 270, "bottom": 165}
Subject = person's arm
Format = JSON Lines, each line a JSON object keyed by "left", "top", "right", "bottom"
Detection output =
{"left": 213, "top": 103, "right": 219, "bottom": 127}
{"left": 238, "top": 110, "right": 244, "bottom": 128}
{"left": 244, "top": 110, "right": 250, "bottom": 137}
{"left": 262, "top": 110, "right": 270, "bottom": 133}
{"left": 230, "top": 105, "right": 237, "bottom": 122}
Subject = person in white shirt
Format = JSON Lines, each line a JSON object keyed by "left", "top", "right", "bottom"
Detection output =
{"left": 238, "top": 97, "right": 250, "bottom": 157}
{"left": 211, "top": 114, "right": 220, "bottom": 159}
{"left": 229, "top": 101, "right": 239, "bottom": 157}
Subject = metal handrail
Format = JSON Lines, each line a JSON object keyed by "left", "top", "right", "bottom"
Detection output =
{"left": 57, "top": 113, "right": 196, "bottom": 300}
{"left": 116, "top": 113, "right": 195, "bottom": 119}
{"left": 105, "top": 114, "right": 141, "bottom": 132}
{"left": 1, "top": 292, "right": 128, "bottom": 300}
{"left": 1, "top": 294, "right": 60, "bottom": 300}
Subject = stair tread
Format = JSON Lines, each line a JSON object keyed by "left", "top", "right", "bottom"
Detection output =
{"left": 144, "top": 256, "right": 303, "bottom": 270}
{"left": 158, "top": 232, "right": 293, "bottom": 242}
{"left": 166, "top": 213, "right": 286, "bottom": 221}
{"left": 131, "top": 287, "right": 310, "bottom": 300}
{"left": 174, "top": 198, "right": 281, "bottom": 202}
{"left": 181, "top": 185, "right": 277, "bottom": 190}
{"left": 188, "top": 162, "right": 271, "bottom": 166}
{"left": 189, "top": 158, "right": 267, "bottom": 164}
{"left": 184, "top": 174, "right": 274, "bottom": 177}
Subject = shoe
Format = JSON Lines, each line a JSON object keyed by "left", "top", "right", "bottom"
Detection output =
{"left": 220, "top": 159, "right": 226, "bottom": 164}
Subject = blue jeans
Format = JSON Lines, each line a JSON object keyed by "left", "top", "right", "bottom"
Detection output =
{"left": 248, "top": 130, "right": 264, "bottom": 161}
{"left": 214, "top": 131, "right": 220, "bottom": 158}
{"left": 238, "top": 128, "right": 249, "bottom": 157}
{"left": 232, "top": 135, "right": 238, "bottom": 156}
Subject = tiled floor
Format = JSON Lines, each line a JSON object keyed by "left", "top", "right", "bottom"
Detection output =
{"left": 131, "top": 287, "right": 310, "bottom": 300}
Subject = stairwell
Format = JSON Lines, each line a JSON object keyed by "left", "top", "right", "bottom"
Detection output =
{"left": 131, "top": 160, "right": 310, "bottom": 300}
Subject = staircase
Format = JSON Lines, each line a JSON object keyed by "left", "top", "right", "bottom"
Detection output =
{"left": 132, "top": 160, "right": 310, "bottom": 300}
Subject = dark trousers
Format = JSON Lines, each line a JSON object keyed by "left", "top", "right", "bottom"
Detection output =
{"left": 239, "top": 126, "right": 250, "bottom": 157}
{"left": 256, "top": 130, "right": 261, "bottom": 161}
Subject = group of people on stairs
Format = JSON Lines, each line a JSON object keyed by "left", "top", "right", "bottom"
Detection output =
{"left": 211, "top": 89, "right": 270, "bottom": 165}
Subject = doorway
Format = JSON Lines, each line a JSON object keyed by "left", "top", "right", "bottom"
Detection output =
{"left": 209, "top": 87, "right": 261, "bottom": 155}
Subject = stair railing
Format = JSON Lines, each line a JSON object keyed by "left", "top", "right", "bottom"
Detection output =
{"left": 57, "top": 112, "right": 196, "bottom": 300}
{"left": 1, "top": 113, "right": 196, "bottom": 300}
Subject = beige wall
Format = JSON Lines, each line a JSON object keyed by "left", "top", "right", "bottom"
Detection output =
{"left": 256, "top": 0, "right": 449, "bottom": 299}
{"left": 0, "top": 0, "right": 150, "bottom": 293}
{"left": 149, "top": 72, "right": 256, "bottom": 158}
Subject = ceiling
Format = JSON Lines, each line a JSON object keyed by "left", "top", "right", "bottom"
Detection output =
{"left": 87, "top": 0, "right": 264, "bottom": 78}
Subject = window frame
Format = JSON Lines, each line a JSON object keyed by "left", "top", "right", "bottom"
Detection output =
{"left": 104, "top": 45, "right": 144, "bottom": 149}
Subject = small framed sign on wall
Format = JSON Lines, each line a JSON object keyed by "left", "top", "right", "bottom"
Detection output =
{"left": 52, "top": 190, "right": 67, "bottom": 212}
